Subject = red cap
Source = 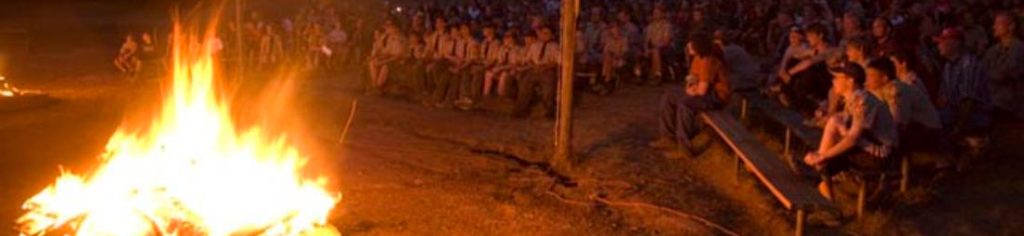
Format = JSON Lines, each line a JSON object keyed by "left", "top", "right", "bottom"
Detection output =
{"left": 933, "top": 27, "right": 963, "bottom": 43}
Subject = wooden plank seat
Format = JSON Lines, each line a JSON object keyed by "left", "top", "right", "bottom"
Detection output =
{"left": 735, "top": 93, "right": 912, "bottom": 220}
{"left": 738, "top": 94, "right": 823, "bottom": 158}
{"left": 700, "top": 110, "right": 834, "bottom": 236}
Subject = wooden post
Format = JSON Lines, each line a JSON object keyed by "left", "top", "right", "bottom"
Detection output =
{"left": 554, "top": 0, "right": 578, "bottom": 170}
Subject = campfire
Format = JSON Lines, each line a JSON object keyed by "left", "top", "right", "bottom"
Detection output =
{"left": 16, "top": 19, "right": 341, "bottom": 235}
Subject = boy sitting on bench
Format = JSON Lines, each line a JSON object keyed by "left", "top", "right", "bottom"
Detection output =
{"left": 803, "top": 63, "right": 898, "bottom": 201}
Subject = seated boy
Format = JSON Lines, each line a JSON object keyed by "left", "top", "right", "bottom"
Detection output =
{"left": 804, "top": 63, "right": 898, "bottom": 200}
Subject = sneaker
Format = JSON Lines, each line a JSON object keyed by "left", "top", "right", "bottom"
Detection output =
{"left": 455, "top": 99, "right": 475, "bottom": 110}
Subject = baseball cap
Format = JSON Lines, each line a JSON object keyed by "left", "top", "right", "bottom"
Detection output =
{"left": 933, "top": 27, "right": 963, "bottom": 43}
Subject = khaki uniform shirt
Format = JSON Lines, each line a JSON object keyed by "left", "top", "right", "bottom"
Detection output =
{"left": 479, "top": 38, "right": 501, "bottom": 63}
{"left": 372, "top": 31, "right": 405, "bottom": 57}
{"left": 645, "top": 19, "right": 673, "bottom": 48}
{"left": 527, "top": 41, "right": 561, "bottom": 65}
{"left": 426, "top": 30, "right": 453, "bottom": 60}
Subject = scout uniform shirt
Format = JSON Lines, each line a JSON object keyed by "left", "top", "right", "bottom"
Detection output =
{"left": 645, "top": 19, "right": 673, "bottom": 48}
{"left": 603, "top": 31, "right": 628, "bottom": 65}
{"left": 427, "top": 29, "right": 453, "bottom": 60}
{"left": 372, "top": 31, "right": 406, "bottom": 57}
{"left": 528, "top": 40, "right": 561, "bottom": 66}
{"left": 480, "top": 37, "right": 502, "bottom": 65}
{"left": 450, "top": 36, "right": 477, "bottom": 63}
{"left": 511, "top": 43, "right": 531, "bottom": 67}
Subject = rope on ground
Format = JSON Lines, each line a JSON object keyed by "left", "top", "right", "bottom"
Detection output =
{"left": 544, "top": 184, "right": 739, "bottom": 236}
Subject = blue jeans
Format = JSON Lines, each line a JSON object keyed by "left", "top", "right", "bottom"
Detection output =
{"left": 659, "top": 86, "right": 721, "bottom": 147}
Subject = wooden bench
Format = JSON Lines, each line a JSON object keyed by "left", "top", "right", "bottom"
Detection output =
{"left": 701, "top": 111, "right": 834, "bottom": 236}
{"left": 737, "top": 94, "right": 912, "bottom": 219}
{"left": 738, "top": 94, "right": 823, "bottom": 158}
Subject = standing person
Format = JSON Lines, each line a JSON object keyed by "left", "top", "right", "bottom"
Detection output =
{"left": 114, "top": 34, "right": 140, "bottom": 78}
{"left": 138, "top": 33, "right": 157, "bottom": 62}
{"left": 349, "top": 19, "right": 372, "bottom": 68}
{"left": 599, "top": 22, "right": 629, "bottom": 94}
{"left": 644, "top": 7, "right": 674, "bottom": 85}
{"left": 514, "top": 26, "right": 560, "bottom": 118}
{"left": 305, "top": 24, "right": 325, "bottom": 70}
{"left": 137, "top": 32, "right": 158, "bottom": 77}
{"left": 650, "top": 34, "right": 731, "bottom": 157}
{"left": 618, "top": 10, "right": 642, "bottom": 62}
{"left": 934, "top": 27, "right": 993, "bottom": 150}
{"left": 327, "top": 23, "right": 349, "bottom": 71}
{"left": 982, "top": 12, "right": 1024, "bottom": 120}
{"left": 580, "top": 7, "right": 606, "bottom": 73}
{"left": 258, "top": 26, "right": 275, "bottom": 68}
{"left": 367, "top": 20, "right": 406, "bottom": 94}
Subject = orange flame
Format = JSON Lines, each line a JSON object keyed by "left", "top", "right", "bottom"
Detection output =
{"left": 17, "top": 17, "right": 340, "bottom": 236}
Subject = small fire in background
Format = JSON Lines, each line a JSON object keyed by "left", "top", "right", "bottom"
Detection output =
{"left": 16, "top": 16, "right": 341, "bottom": 236}
{"left": 1, "top": 76, "right": 21, "bottom": 97}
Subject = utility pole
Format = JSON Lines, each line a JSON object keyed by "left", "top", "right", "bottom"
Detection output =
{"left": 554, "top": 0, "right": 578, "bottom": 171}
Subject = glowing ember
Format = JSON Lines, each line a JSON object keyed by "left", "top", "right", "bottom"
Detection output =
{"left": 16, "top": 20, "right": 340, "bottom": 235}
{"left": 1, "top": 76, "right": 20, "bottom": 97}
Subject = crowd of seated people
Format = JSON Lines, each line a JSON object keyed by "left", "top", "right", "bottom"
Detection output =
{"left": 108, "top": 0, "right": 1017, "bottom": 227}
{"left": 359, "top": 0, "right": 1024, "bottom": 226}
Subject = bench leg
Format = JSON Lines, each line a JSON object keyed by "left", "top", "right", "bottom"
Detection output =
{"left": 784, "top": 129, "right": 793, "bottom": 158}
{"left": 795, "top": 209, "right": 806, "bottom": 236}
{"left": 857, "top": 181, "right": 867, "bottom": 220}
{"left": 900, "top": 156, "right": 910, "bottom": 193}
{"left": 735, "top": 154, "right": 742, "bottom": 185}
{"left": 740, "top": 98, "right": 749, "bottom": 122}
